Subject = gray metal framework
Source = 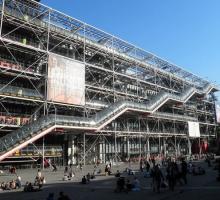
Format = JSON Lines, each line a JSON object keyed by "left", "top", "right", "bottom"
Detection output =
{"left": 0, "top": 0, "right": 218, "bottom": 164}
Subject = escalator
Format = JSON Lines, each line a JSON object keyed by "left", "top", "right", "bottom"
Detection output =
{"left": 0, "top": 84, "right": 215, "bottom": 161}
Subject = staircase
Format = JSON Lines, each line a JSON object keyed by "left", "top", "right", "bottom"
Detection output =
{"left": 0, "top": 84, "right": 215, "bottom": 161}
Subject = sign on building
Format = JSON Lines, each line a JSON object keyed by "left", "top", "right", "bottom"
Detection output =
{"left": 188, "top": 121, "right": 200, "bottom": 138}
{"left": 215, "top": 104, "right": 220, "bottom": 123}
{"left": 47, "top": 54, "right": 85, "bottom": 105}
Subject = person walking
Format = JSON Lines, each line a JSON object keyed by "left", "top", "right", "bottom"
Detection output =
{"left": 154, "top": 165, "right": 163, "bottom": 193}
{"left": 146, "top": 161, "right": 150, "bottom": 173}
{"left": 151, "top": 165, "right": 163, "bottom": 193}
{"left": 140, "top": 159, "right": 143, "bottom": 172}
{"left": 166, "top": 162, "right": 176, "bottom": 191}
{"left": 181, "top": 158, "right": 188, "bottom": 184}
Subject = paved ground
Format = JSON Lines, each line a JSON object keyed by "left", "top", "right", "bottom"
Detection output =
{"left": 0, "top": 160, "right": 220, "bottom": 200}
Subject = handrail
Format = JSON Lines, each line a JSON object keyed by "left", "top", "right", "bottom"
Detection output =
{"left": 0, "top": 84, "right": 214, "bottom": 160}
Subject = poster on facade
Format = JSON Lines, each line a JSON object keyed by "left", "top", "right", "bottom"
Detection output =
{"left": 47, "top": 53, "right": 85, "bottom": 105}
{"left": 215, "top": 104, "right": 220, "bottom": 123}
{"left": 188, "top": 121, "right": 200, "bottom": 138}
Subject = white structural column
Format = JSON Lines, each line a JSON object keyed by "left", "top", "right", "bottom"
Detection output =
{"left": 83, "top": 133, "right": 86, "bottom": 166}
{"left": 163, "top": 137, "right": 167, "bottom": 157}
{"left": 177, "top": 142, "right": 180, "bottom": 156}
{"left": 127, "top": 137, "right": 130, "bottom": 159}
{"left": 67, "top": 134, "right": 76, "bottom": 165}
{"left": 0, "top": 0, "right": 5, "bottom": 36}
{"left": 188, "top": 137, "right": 192, "bottom": 155}
{"left": 99, "top": 141, "right": 105, "bottom": 164}
{"left": 199, "top": 138, "right": 201, "bottom": 158}
{"left": 42, "top": 136, "right": 45, "bottom": 170}
{"left": 175, "top": 136, "right": 177, "bottom": 157}
{"left": 146, "top": 137, "right": 150, "bottom": 160}
{"left": 114, "top": 132, "right": 117, "bottom": 163}
{"left": 159, "top": 136, "right": 161, "bottom": 154}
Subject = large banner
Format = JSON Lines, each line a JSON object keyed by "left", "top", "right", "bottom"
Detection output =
{"left": 188, "top": 121, "right": 200, "bottom": 138}
{"left": 47, "top": 54, "right": 85, "bottom": 105}
{"left": 215, "top": 104, "right": 220, "bottom": 123}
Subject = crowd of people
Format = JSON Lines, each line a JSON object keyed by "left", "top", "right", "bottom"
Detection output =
{"left": 0, "top": 168, "right": 46, "bottom": 192}
{"left": 115, "top": 176, "right": 141, "bottom": 192}
{"left": 144, "top": 157, "right": 200, "bottom": 192}
{"left": 0, "top": 154, "right": 219, "bottom": 200}
{"left": 0, "top": 175, "right": 21, "bottom": 191}
{"left": 113, "top": 155, "right": 212, "bottom": 194}
{"left": 46, "top": 191, "right": 71, "bottom": 200}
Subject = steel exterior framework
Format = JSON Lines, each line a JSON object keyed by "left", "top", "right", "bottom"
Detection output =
{"left": 0, "top": 0, "right": 218, "bottom": 164}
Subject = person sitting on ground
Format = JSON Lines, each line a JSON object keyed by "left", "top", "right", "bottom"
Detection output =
{"left": 10, "top": 166, "right": 16, "bottom": 174}
{"left": 82, "top": 176, "right": 87, "bottom": 184}
{"left": 127, "top": 168, "right": 135, "bottom": 175}
{"left": 193, "top": 166, "right": 205, "bottom": 176}
{"left": 58, "top": 191, "right": 71, "bottom": 200}
{"left": 86, "top": 173, "right": 91, "bottom": 183}
{"left": 25, "top": 182, "right": 36, "bottom": 192}
{"left": 0, "top": 182, "right": 2, "bottom": 190}
{"left": 144, "top": 170, "right": 150, "bottom": 178}
{"left": 198, "top": 166, "right": 205, "bottom": 175}
{"left": 126, "top": 179, "right": 132, "bottom": 192}
{"left": 23, "top": 182, "right": 29, "bottom": 192}
{"left": 115, "top": 170, "right": 121, "bottom": 177}
{"left": 26, "top": 182, "right": 34, "bottom": 192}
{"left": 34, "top": 175, "right": 40, "bottom": 186}
{"left": 38, "top": 176, "right": 44, "bottom": 190}
{"left": 46, "top": 192, "right": 54, "bottom": 200}
{"left": 34, "top": 174, "right": 45, "bottom": 189}
{"left": 4, "top": 182, "right": 11, "bottom": 190}
{"left": 10, "top": 180, "right": 16, "bottom": 190}
{"left": 115, "top": 177, "right": 125, "bottom": 192}
{"left": 1, "top": 182, "right": 7, "bottom": 190}
{"left": 34, "top": 169, "right": 42, "bottom": 185}
{"left": 132, "top": 177, "right": 140, "bottom": 191}
{"left": 192, "top": 166, "right": 205, "bottom": 176}
{"left": 91, "top": 172, "right": 95, "bottom": 179}
{"left": 98, "top": 168, "right": 102, "bottom": 174}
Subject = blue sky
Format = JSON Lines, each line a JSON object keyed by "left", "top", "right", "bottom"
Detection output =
{"left": 41, "top": 0, "right": 220, "bottom": 99}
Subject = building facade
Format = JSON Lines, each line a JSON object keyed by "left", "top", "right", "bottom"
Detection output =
{"left": 0, "top": 0, "right": 219, "bottom": 165}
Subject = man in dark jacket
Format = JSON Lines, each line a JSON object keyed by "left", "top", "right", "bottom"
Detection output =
{"left": 181, "top": 158, "right": 188, "bottom": 184}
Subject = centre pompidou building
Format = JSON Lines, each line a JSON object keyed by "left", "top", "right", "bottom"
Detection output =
{"left": 0, "top": 0, "right": 218, "bottom": 165}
